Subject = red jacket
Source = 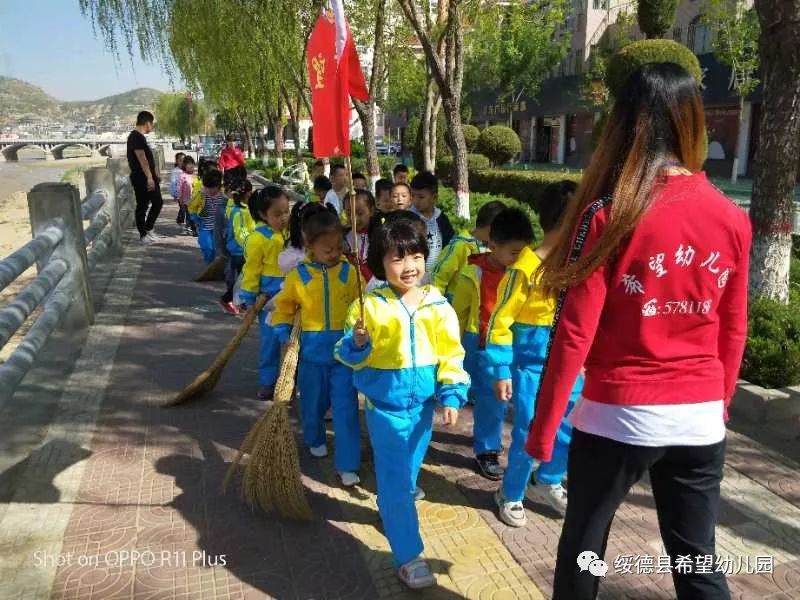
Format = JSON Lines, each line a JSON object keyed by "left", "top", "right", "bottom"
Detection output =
{"left": 218, "top": 146, "right": 245, "bottom": 171}
{"left": 526, "top": 172, "right": 751, "bottom": 461}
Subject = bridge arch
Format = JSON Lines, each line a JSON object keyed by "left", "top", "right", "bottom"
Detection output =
{"left": 1, "top": 143, "right": 47, "bottom": 161}
{"left": 51, "top": 143, "right": 94, "bottom": 160}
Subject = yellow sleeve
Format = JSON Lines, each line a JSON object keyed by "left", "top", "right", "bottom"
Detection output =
{"left": 335, "top": 298, "right": 374, "bottom": 369}
{"left": 271, "top": 270, "right": 300, "bottom": 329}
{"left": 450, "top": 271, "right": 473, "bottom": 337}
{"left": 240, "top": 234, "right": 264, "bottom": 299}
{"left": 485, "top": 269, "right": 529, "bottom": 379}
{"left": 187, "top": 188, "right": 203, "bottom": 216}
{"left": 233, "top": 210, "right": 255, "bottom": 248}
{"left": 432, "top": 239, "right": 469, "bottom": 294}
{"left": 435, "top": 303, "right": 470, "bottom": 408}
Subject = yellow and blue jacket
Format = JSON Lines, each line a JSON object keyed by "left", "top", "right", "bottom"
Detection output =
{"left": 486, "top": 245, "right": 555, "bottom": 380}
{"left": 271, "top": 258, "right": 361, "bottom": 364}
{"left": 187, "top": 177, "right": 204, "bottom": 217}
{"left": 225, "top": 201, "right": 255, "bottom": 257}
{"left": 431, "top": 230, "right": 484, "bottom": 301}
{"left": 232, "top": 205, "right": 256, "bottom": 251}
{"left": 239, "top": 224, "right": 286, "bottom": 305}
{"left": 334, "top": 285, "right": 470, "bottom": 410}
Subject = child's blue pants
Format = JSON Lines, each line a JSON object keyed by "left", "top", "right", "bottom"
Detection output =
{"left": 197, "top": 228, "right": 215, "bottom": 264}
{"left": 298, "top": 360, "right": 360, "bottom": 472}
{"left": 469, "top": 350, "right": 506, "bottom": 455}
{"left": 365, "top": 398, "right": 434, "bottom": 567}
{"left": 257, "top": 310, "right": 280, "bottom": 387}
{"left": 501, "top": 364, "right": 582, "bottom": 501}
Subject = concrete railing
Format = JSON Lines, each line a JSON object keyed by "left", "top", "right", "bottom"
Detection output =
{"left": 0, "top": 157, "right": 134, "bottom": 402}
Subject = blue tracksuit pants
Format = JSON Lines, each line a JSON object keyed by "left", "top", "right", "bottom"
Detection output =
{"left": 502, "top": 363, "right": 582, "bottom": 501}
{"left": 257, "top": 310, "right": 281, "bottom": 387}
{"left": 469, "top": 349, "right": 506, "bottom": 456}
{"left": 365, "top": 398, "right": 435, "bottom": 567}
{"left": 197, "top": 228, "right": 215, "bottom": 264}
{"left": 298, "top": 360, "right": 360, "bottom": 472}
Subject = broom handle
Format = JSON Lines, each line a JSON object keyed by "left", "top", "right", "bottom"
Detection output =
{"left": 345, "top": 155, "right": 365, "bottom": 323}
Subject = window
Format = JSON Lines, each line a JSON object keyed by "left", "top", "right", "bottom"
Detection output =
{"left": 672, "top": 26, "right": 682, "bottom": 43}
{"left": 688, "top": 18, "right": 712, "bottom": 54}
{"left": 592, "top": 0, "right": 608, "bottom": 9}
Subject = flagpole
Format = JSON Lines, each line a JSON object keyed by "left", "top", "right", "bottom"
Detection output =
{"left": 345, "top": 155, "right": 365, "bottom": 323}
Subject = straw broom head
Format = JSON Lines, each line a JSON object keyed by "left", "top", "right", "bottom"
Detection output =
{"left": 223, "top": 313, "right": 312, "bottom": 520}
{"left": 165, "top": 295, "right": 268, "bottom": 407}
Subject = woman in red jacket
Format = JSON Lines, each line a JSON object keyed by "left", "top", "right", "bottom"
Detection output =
{"left": 527, "top": 62, "right": 750, "bottom": 600}
{"left": 218, "top": 134, "right": 247, "bottom": 189}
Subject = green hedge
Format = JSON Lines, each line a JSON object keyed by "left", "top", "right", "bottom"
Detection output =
{"left": 469, "top": 169, "right": 582, "bottom": 209}
{"left": 741, "top": 296, "right": 800, "bottom": 389}
{"left": 463, "top": 124, "right": 480, "bottom": 152}
{"left": 436, "top": 153, "right": 491, "bottom": 183}
{"left": 637, "top": 0, "right": 679, "bottom": 38}
{"left": 436, "top": 185, "right": 543, "bottom": 242}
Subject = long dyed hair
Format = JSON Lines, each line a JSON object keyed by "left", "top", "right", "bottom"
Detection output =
{"left": 538, "top": 62, "right": 706, "bottom": 295}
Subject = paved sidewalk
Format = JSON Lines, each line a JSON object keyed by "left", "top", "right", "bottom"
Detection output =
{"left": 0, "top": 202, "right": 799, "bottom": 599}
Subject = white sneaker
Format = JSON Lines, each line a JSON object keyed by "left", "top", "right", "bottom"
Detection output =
{"left": 309, "top": 444, "right": 328, "bottom": 458}
{"left": 526, "top": 480, "right": 568, "bottom": 517}
{"left": 144, "top": 232, "right": 159, "bottom": 244}
{"left": 338, "top": 471, "right": 360, "bottom": 487}
{"left": 495, "top": 489, "right": 527, "bottom": 527}
{"left": 414, "top": 486, "right": 425, "bottom": 502}
{"left": 397, "top": 558, "right": 435, "bottom": 589}
{"left": 147, "top": 230, "right": 163, "bottom": 239}
{"left": 138, "top": 234, "right": 154, "bottom": 246}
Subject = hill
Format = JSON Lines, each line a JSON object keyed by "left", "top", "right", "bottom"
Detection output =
{"left": 0, "top": 77, "right": 162, "bottom": 130}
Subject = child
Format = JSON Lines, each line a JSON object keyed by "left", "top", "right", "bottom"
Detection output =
{"left": 177, "top": 156, "right": 195, "bottom": 235}
{"left": 487, "top": 182, "right": 582, "bottom": 526}
{"left": 451, "top": 207, "right": 531, "bottom": 482}
{"left": 217, "top": 179, "right": 253, "bottom": 314}
{"left": 393, "top": 163, "right": 409, "bottom": 184}
{"left": 391, "top": 182, "right": 412, "bottom": 211}
{"left": 409, "top": 171, "right": 455, "bottom": 284}
{"left": 279, "top": 201, "right": 334, "bottom": 274}
{"left": 170, "top": 152, "right": 185, "bottom": 221}
{"left": 344, "top": 189, "right": 376, "bottom": 282}
{"left": 375, "top": 178, "right": 394, "bottom": 212}
{"left": 311, "top": 159, "right": 325, "bottom": 179}
{"left": 351, "top": 172, "right": 368, "bottom": 190}
{"left": 239, "top": 187, "right": 290, "bottom": 400}
{"left": 313, "top": 176, "right": 338, "bottom": 212}
{"left": 189, "top": 168, "right": 226, "bottom": 264}
{"left": 432, "top": 200, "right": 506, "bottom": 301}
{"left": 272, "top": 210, "right": 362, "bottom": 485}
{"left": 334, "top": 216, "right": 469, "bottom": 590}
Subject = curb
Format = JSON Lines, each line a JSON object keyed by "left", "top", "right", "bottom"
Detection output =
{"left": 731, "top": 379, "right": 800, "bottom": 423}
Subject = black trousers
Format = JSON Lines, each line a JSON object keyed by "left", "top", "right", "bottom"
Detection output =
{"left": 132, "top": 176, "right": 164, "bottom": 237}
{"left": 554, "top": 429, "right": 729, "bottom": 600}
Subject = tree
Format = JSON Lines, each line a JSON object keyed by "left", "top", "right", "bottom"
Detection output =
{"left": 702, "top": 0, "right": 760, "bottom": 183}
{"left": 478, "top": 125, "right": 521, "bottom": 166}
{"left": 748, "top": 0, "right": 800, "bottom": 303}
{"left": 398, "top": 0, "right": 471, "bottom": 218}
{"left": 465, "top": 0, "right": 571, "bottom": 128}
{"left": 637, "top": 0, "right": 679, "bottom": 38}
{"left": 154, "top": 93, "right": 208, "bottom": 143}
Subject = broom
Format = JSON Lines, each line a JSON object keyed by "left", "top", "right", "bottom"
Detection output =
{"left": 164, "top": 294, "right": 268, "bottom": 407}
{"left": 195, "top": 256, "right": 225, "bottom": 282}
{"left": 223, "top": 313, "right": 313, "bottom": 520}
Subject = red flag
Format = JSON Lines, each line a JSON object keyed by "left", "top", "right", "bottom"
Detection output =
{"left": 306, "top": 3, "right": 368, "bottom": 158}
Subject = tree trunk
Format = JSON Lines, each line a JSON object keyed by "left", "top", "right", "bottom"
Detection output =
{"left": 749, "top": 0, "right": 800, "bottom": 303}
{"left": 731, "top": 96, "right": 744, "bottom": 184}
{"left": 273, "top": 118, "right": 285, "bottom": 169}
{"left": 421, "top": 77, "right": 439, "bottom": 171}
{"left": 355, "top": 101, "right": 379, "bottom": 191}
{"left": 241, "top": 121, "right": 255, "bottom": 159}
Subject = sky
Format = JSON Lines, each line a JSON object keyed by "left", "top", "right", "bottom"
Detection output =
{"left": 0, "top": 0, "right": 182, "bottom": 101}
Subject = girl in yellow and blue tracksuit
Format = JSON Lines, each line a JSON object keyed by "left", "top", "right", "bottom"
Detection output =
{"left": 271, "top": 210, "right": 362, "bottom": 480}
{"left": 217, "top": 180, "right": 254, "bottom": 309}
{"left": 334, "top": 217, "right": 469, "bottom": 584}
{"left": 239, "top": 187, "right": 290, "bottom": 399}
{"left": 486, "top": 244, "right": 583, "bottom": 502}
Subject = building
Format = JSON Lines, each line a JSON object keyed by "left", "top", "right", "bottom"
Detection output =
{"left": 471, "top": 0, "right": 760, "bottom": 177}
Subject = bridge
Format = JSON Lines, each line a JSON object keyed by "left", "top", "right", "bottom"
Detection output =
{"left": 0, "top": 166, "right": 798, "bottom": 598}
{"left": 0, "top": 139, "right": 176, "bottom": 161}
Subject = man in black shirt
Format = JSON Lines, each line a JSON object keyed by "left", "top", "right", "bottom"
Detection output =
{"left": 127, "top": 111, "right": 163, "bottom": 244}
